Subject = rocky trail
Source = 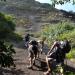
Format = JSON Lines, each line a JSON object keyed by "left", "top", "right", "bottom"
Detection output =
{"left": 0, "top": 41, "right": 49, "bottom": 75}
{"left": 13, "top": 47, "right": 46, "bottom": 75}
{"left": 1, "top": 38, "right": 74, "bottom": 75}
{"left": 12, "top": 35, "right": 50, "bottom": 75}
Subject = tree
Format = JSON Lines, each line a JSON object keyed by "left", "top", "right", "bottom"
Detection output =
{"left": 0, "top": 13, "right": 16, "bottom": 67}
{"left": 0, "top": 41, "right": 16, "bottom": 67}
{"left": 0, "top": 13, "right": 16, "bottom": 40}
{"left": 50, "top": 0, "right": 75, "bottom": 7}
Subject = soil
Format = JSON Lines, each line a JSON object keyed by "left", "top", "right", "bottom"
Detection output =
{"left": 0, "top": 41, "right": 49, "bottom": 75}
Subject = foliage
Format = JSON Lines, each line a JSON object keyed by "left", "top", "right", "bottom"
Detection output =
{"left": 42, "top": 21, "right": 75, "bottom": 43}
{"left": 0, "top": 13, "right": 16, "bottom": 39}
{"left": 7, "top": 32, "right": 23, "bottom": 43}
{"left": 52, "top": 63, "right": 75, "bottom": 75}
{"left": 51, "top": 0, "right": 75, "bottom": 7}
{"left": 66, "top": 48, "right": 75, "bottom": 59}
{"left": 41, "top": 21, "right": 75, "bottom": 58}
{"left": 0, "top": 41, "right": 16, "bottom": 67}
{"left": 0, "top": 12, "right": 22, "bottom": 42}
{"left": 65, "top": 71, "right": 75, "bottom": 75}
{"left": 0, "top": 12, "right": 22, "bottom": 68}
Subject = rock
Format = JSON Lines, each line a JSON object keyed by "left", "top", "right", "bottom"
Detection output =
{"left": 34, "top": 59, "right": 47, "bottom": 68}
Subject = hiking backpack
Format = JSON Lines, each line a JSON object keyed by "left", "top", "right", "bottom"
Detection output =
{"left": 60, "top": 40, "right": 71, "bottom": 53}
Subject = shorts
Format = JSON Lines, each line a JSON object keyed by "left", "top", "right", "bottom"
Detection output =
{"left": 29, "top": 51, "right": 34, "bottom": 59}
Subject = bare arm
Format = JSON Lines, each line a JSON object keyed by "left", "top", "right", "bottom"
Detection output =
{"left": 47, "top": 42, "right": 57, "bottom": 55}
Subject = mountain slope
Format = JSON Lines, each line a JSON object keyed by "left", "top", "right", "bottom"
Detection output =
{"left": 0, "top": 0, "right": 74, "bottom": 36}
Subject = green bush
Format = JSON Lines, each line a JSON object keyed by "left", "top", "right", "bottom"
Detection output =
{"left": 66, "top": 48, "right": 75, "bottom": 59}
{"left": 41, "top": 21, "right": 75, "bottom": 58}
{"left": 0, "top": 12, "right": 23, "bottom": 42}
{"left": 7, "top": 32, "right": 23, "bottom": 43}
{"left": 0, "top": 13, "right": 16, "bottom": 39}
{"left": 42, "top": 21, "right": 75, "bottom": 44}
{"left": 65, "top": 71, "right": 75, "bottom": 75}
{"left": 0, "top": 41, "right": 16, "bottom": 67}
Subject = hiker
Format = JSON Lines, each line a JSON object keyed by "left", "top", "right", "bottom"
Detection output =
{"left": 42, "top": 37, "right": 46, "bottom": 51}
{"left": 24, "top": 33, "right": 30, "bottom": 48}
{"left": 27, "top": 40, "right": 39, "bottom": 69}
{"left": 44, "top": 39, "right": 60, "bottom": 75}
{"left": 44, "top": 39, "right": 71, "bottom": 75}
{"left": 37, "top": 40, "right": 43, "bottom": 54}
{"left": 37, "top": 37, "right": 46, "bottom": 54}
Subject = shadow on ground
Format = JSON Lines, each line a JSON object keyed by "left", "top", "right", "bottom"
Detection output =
{"left": 0, "top": 68, "right": 25, "bottom": 75}
{"left": 13, "top": 41, "right": 26, "bottom": 49}
{"left": 32, "top": 58, "right": 47, "bottom": 72}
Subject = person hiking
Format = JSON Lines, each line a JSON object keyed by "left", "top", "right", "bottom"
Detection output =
{"left": 44, "top": 39, "right": 71, "bottom": 75}
{"left": 27, "top": 40, "right": 39, "bottom": 69}
{"left": 44, "top": 39, "right": 60, "bottom": 75}
{"left": 41, "top": 37, "right": 46, "bottom": 51}
{"left": 37, "top": 40, "right": 43, "bottom": 55}
{"left": 24, "top": 33, "right": 30, "bottom": 48}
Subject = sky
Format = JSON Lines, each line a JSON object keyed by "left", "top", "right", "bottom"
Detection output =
{"left": 35, "top": 0, "right": 75, "bottom": 12}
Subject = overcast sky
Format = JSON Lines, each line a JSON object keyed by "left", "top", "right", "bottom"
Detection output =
{"left": 35, "top": 0, "right": 75, "bottom": 12}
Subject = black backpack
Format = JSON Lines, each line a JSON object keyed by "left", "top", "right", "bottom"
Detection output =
{"left": 30, "top": 40, "right": 38, "bottom": 45}
{"left": 25, "top": 34, "right": 30, "bottom": 41}
{"left": 32, "top": 45, "right": 38, "bottom": 54}
{"left": 60, "top": 40, "right": 71, "bottom": 53}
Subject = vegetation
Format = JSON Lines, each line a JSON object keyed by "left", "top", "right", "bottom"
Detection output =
{"left": 52, "top": 65, "right": 75, "bottom": 75}
{"left": 41, "top": 21, "right": 75, "bottom": 59}
{"left": 0, "top": 13, "right": 15, "bottom": 39}
{"left": 0, "top": 41, "right": 15, "bottom": 67}
{"left": 0, "top": 0, "right": 75, "bottom": 73}
{"left": 0, "top": 13, "right": 22, "bottom": 42}
{"left": 0, "top": 12, "right": 22, "bottom": 67}
{"left": 50, "top": 0, "right": 75, "bottom": 7}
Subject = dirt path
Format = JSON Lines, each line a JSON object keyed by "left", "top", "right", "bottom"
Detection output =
{"left": 12, "top": 14, "right": 50, "bottom": 75}
{"left": 0, "top": 47, "right": 46, "bottom": 75}
{"left": 13, "top": 47, "right": 47, "bottom": 75}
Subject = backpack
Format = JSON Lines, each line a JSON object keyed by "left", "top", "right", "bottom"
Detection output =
{"left": 60, "top": 40, "right": 71, "bottom": 53}
{"left": 25, "top": 34, "right": 30, "bottom": 41}
{"left": 56, "top": 40, "right": 71, "bottom": 63}
{"left": 32, "top": 45, "right": 38, "bottom": 55}
{"left": 30, "top": 40, "right": 38, "bottom": 45}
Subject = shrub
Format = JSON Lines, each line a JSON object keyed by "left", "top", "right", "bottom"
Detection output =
{"left": 42, "top": 21, "right": 75, "bottom": 45}
{"left": 41, "top": 21, "right": 75, "bottom": 58}
{"left": 0, "top": 41, "right": 16, "bottom": 67}
{"left": 0, "top": 13, "right": 16, "bottom": 39}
